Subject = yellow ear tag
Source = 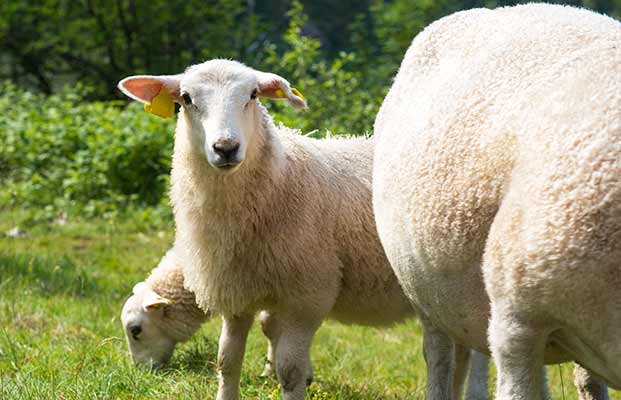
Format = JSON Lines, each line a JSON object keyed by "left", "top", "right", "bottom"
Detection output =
{"left": 144, "top": 88, "right": 174, "bottom": 118}
{"left": 156, "top": 295, "right": 174, "bottom": 303}
{"left": 291, "top": 87, "right": 305, "bottom": 101}
{"left": 275, "top": 88, "right": 286, "bottom": 98}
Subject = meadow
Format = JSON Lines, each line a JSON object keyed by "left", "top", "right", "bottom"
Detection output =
{"left": 2, "top": 1, "right": 621, "bottom": 398}
{"left": 1, "top": 210, "right": 619, "bottom": 399}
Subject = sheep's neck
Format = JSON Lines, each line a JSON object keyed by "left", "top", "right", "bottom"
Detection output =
{"left": 160, "top": 303, "right": 208, "bottom": 342}
{"left": 171, "top": 105, "right": 295, "bottom": 314}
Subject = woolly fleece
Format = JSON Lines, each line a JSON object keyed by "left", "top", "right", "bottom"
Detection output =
{"left": 373, "top": 3, "right": 621, "bottom": 389}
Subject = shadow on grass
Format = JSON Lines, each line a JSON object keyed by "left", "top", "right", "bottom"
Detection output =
{"left": 167, "top": 335, "right": 219, "bottom": 374}
{"left": 309, "top": 380, "right": 402, "bottom": 400}
{"left": 161, "top": 337, "right": 404, "bottom": 399}
{"left": 0, "top": 251, "right": 101, "bottom": 298}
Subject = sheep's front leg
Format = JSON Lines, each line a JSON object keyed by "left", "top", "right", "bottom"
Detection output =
{"left": 422, "top": 317, "right": 456, "bottom": 399}
{"left": 216, "top": 313, "right": 254, "bottom": 400}
{"left": 573, "top": 363, "right": 610, "bottom": 400}
{"left": 275, "top": 316, "right": 322, "bottom": 400}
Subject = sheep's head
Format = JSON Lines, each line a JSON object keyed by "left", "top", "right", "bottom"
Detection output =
{"left": 121, "top": 282, "right": 176, "bottom": 369}
{"left": 118, "top": 60, "right": 306, "bottom": 173}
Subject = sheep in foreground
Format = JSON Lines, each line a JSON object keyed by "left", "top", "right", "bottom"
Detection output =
{"left": 372, "top": 3, "right": 620, "bottom": 399}
{"left": 117, "top": 60, "right": 493, "bottom": 400}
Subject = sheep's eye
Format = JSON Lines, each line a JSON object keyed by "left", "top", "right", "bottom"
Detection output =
{"left": 130, "top": 325, "right": 142, "bottom": 340}
{"left": 182, "top": 93, "right": 192, "bottom": 105}
{"left": 250, "top": 89, "right": 257, "bottom": 100}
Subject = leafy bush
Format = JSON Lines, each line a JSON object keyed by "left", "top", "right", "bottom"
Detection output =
{"left": 0, "top": 2, "right": 390, "bottom": 219}
{"left": 0, "top": 82, "right": 174, "bottom": 218}
{"left": 262, "top": 0, "right": 387, "bottom": 136}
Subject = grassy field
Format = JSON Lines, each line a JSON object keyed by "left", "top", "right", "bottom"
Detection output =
{"left": 1, "top": 210, "right": 619, "bottom": 399}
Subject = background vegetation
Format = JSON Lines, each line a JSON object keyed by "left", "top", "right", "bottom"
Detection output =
{"left": 2, "top": 0, "right": 621, "bottom": 218}
{"left": 1, "top": 1, "right": 621, "bottom": 398}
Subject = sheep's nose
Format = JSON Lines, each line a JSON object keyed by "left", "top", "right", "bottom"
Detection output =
{"left": 212, "top": 140, "right": 240, "bottom": 160}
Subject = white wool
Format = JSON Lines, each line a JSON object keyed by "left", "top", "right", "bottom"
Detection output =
{"left": 120, "top": 248, "right": 208, "bottom": 367}
{"left": 373, "top": 3, "right": 621, "bottom": 397}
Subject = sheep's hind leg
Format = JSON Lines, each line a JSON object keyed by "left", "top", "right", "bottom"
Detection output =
{"left": 216, "top": 313, "right": 254, "bottom": 400}
{"left": 259, "top": 311, "right": 280, "bottom": 378}
{"left": 422, "top": 317, "right": 457, "bottom": 399}
{"left": 488, "top": 305, "right": 549, "bottom": 400}
{"left": 259, "top": 311, "right": 314, "bottom": 385}
{"left": 453, "top": 344, "right": 471, "bottom": 399}
{"left": 573, "top": 363, "right": 610, "bottom": 400}
{"left": 275, "top": 315, "right": 322, "bottom": 400}
{"left": 465, "top": 350, "right": 489, "bottom": 400}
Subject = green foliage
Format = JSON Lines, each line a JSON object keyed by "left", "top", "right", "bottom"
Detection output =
{"left": 262, "top": 1, "right": 385, "bottom": 135}
{"left": 2, "top": 0, "right": 620, "bottom": 216}
{"left": 0, "top": 1, "right": 388, "bottom": 217}
{"left": 0, "top": 82, "right": 174, "bottom": 219}
{"left": 0, "top": 0, "right": 270, "bottom": 97}
{"left": 370, "top": 0, "right": 461, "bottom": 65}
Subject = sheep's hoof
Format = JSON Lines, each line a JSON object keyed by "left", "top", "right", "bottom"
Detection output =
{"left": 261, "top": 362, "right": 275, "bottom": 378}
{"left": 306, "top": 376, "right": 313, "bottom": 387}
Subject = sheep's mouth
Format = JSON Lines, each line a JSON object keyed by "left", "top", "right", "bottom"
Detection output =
{"left": 218, "top": 163, "right": 237, "bottom": 169}
{"left": 210, "top": 160, "right": 242, "bottom": 173}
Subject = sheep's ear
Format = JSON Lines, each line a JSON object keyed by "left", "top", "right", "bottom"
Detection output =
{"left": 132, "top": 282, "right": 149, "bottom": 295}
{"left": 118, "top": 75, "right": 182, "bottom": 103}
{"left": 142, "top": 290, "right": 174, "bottom": 312}
{"left": 118, "top": 75, "right": 182, "bottom": 118}
{"left": 256, "top": 72, "right": 307, "bottom": 109}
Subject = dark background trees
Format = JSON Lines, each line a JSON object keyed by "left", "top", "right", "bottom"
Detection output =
{"left": 3, "top": 0, "right": 619, "bottom": 99}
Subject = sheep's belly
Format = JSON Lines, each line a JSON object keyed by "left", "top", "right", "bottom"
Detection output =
{"left": 403, "top": 257, "right": 491, "bottom": 353}
{"left": 550, "top": 330, "right": 621, "bottom": 389}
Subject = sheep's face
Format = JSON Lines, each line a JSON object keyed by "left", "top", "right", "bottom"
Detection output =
{"left": 118, "top": 60, "right": 307, "bottom": 173}
{"left": 121, "top": 283, "right": 176, "bottom": 369}
{"left": 179, "top": 62, "right": 260, "bottom": 172}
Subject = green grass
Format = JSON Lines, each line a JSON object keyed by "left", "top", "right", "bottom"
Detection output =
{"left": 0, "top": 210, "right": 619, "bottom": 399}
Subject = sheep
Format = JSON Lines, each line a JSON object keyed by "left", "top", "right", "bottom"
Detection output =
{"left": 120, "top": 247, "right": 282, "bottom": 378}
{"left": 372, "top": 3, "right": 620, "bottom": 399}
{"left": 121, "top": 247, "right": 209, "bottom": 368}
{"left": 117, "top": 60, "right": 496, "bottom": 400}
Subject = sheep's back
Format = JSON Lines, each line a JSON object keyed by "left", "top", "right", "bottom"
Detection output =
{"left": 253, "top": 134, "right": 415, "bottom": 325}
{"left": 375, "top": 2, "right": 621, "bottom": 276}
{"left": 304, "top": 136, "right": 415, "bottom": 325}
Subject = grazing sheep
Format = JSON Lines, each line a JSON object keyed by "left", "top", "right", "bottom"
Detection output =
{"left": 372, "top": 3, "right": 620, "bottom": 399}
{"left": 121, "top": 248, "right": 209, "bottom": 368}
{"left": 120, "top": 247, "right": 287, "bottom": 379}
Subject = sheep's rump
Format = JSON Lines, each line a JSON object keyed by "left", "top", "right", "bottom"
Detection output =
{"left": 373, "top": 2, "right": 621, "bottom": 375}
